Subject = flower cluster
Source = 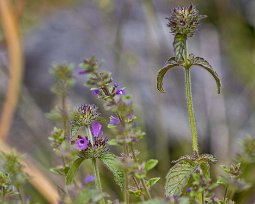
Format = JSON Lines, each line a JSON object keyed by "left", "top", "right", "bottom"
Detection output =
{"left": 71, "top": 104, "right": 100, "bottom": 127}
{"left": 166, "top": 5, "right": 206, "bottom": 38}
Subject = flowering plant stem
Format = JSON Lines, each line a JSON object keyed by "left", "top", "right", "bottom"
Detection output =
{"left": 184, "top": 45, "right": 199, "bottom": 155}
{"left": 86, "top": 127, "right": 105, "bottom": 204}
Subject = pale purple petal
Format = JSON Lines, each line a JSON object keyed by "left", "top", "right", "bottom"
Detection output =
{"left": 75, "top": 136, "right": 89, "bottom": 150}
{"left": 91, "top": 121, "right": 102, "bottom": 137}
{"left": 110, "top": 115, "right": 119, "bottom": 125}
{"left": 84, "top": 175, "right": 95, "bottom": 184}
{"left": 116, "top": 89, "right": 125, "bottom": 95}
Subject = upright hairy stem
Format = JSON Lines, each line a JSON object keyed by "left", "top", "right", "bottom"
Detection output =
{"left": 183, "top": 43, "right": 199, "bottom": 154}
{"left": 86, "top": 127, "right": 104, "bottom": 204}
{"left": 185, "top": 68, "right": 199, "bottom": 154}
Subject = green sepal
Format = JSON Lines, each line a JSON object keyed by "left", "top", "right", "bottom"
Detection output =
{"left": 66, "top": 157, "right": 84, "bottom": 185}
{"left": 191, "top": 55, "right": 221, "bottom": 94}
{"left": 100, "top": 153, "right": 124, "bottom": 188}
{"left": 165, "top": 161, "right": 199, "bottom": 196}
{"left": 157, "top": 57, "right": 179, "bottom": 93}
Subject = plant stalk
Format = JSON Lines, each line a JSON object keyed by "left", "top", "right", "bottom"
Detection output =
{"left": 86, "top": 127, "right": 105, "bottom": 204}
{"left": 184, "top": 44, "right": 199, "bottom": 154}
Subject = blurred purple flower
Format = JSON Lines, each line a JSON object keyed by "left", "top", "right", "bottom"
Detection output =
{"left": 132, "top": 138, "right": 138, "bottom": 143}
{"left": 186, "top": 188, "right": 191, "bottom": 193}
{"left": 113, "top": 83, "right": 119, "bottom": 88}
{"left": 110, "top": 115, "right": 120, "bottom": 125}
{"left": 91, "top": 89, "right": 100, "bottom": 95}
{"left": 78, "top": 70, "right": 86, "bottom": 75}
{"left": 75, "top": 136, "right": 89, "bottom": 150}
{"left": 116, "top": 89, "right": 125, "bottom": 95}
{"left": 91, "top": 121, "right": 102, "bottom": 137}
{"left": 210, "top": 196, "right": 215, "bottom": 201}
{"left": 84, "top": 175, "right": 95, "bottom": 184}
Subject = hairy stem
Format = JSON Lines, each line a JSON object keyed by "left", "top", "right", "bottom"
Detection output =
{"left": 86, "top": 127, "right": 104, "bottom": 204}
{"left": 185, "top": 67, "right": 199, "bottom": 154}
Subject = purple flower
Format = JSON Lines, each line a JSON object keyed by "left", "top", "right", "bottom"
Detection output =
{"left": 186, "top": 188, "right": 191, "bottom": 193}
{"left": 116, "top": 89, "right": 125, "bottom": 95}
{"left": 210, "top": 196, "right": 215, "bottom": 201}
{"left": 110, "top": 115, "right": 120, "bottom": 125}
{"left": 113, "top": 83, "right": 119, "bottom": 88}
{"left": 75, "top": 136, "right": 89, "bottom": 150}
{"left": 91, "top": 89, "right": 100, "bottom": 95}
{"left": 84, "top": 175, "right": 95, "bottom": 184}
{"left": 132, "top": 138, "right": 138, "bottom": 143}
{"left": 91, "top": 121, "right": 102, "bottom": 137}
{"left": 78, "top": 70, "right": 86, "bottom": 75}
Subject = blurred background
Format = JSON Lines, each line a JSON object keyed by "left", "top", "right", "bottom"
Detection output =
{"left": 0, "top": 0, "right": 255, "bottom": 203}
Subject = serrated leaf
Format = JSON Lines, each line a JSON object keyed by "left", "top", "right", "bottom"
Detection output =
{"left": 157, "top": 57, "right": 179, "bottom": 93}
{"left": 50, "top": 166, "right": 70, "bottom": 176}
{"left": 165, "top": 162, "right": 198, "bottom": 196}
{"left": 147, "top": 177, "right": 160, "bottom": 188}
{"left": 100, "top": 153, "right": 124, "bottom": 188}
{"left": 174, "top": 34, "right": 186, "bottom": 62}
{"left": 145, "top": 159, "right": 158, "bottom": 172}
{"left": 66, "top": 157, "right": 84, "bottom": 185}
{"left": 192, "top": 57, "right": 221, "bottom": 94}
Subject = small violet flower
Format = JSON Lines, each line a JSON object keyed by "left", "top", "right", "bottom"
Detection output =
{"left": 116, "top": 89, "right": 125, "bottom": 95}
{"left": 110, "top": 115, "right": 120, "bottom": 125}
{"left": 75, "top": 136, "right": 89, "bottom": 150}
{"left": 91, "top": 121, "right": 102, "bottom": 137}
{"left": 78, "top": 70, "right": 86, "bottom": 75}
{"left": 113, "top": 82, "right": 119, "bottom": 88}
{"left": 91, "top": 89, "right": 100, "bottom": 95}
{"left": 84, "top": 175, "right": 95, "bottom": 184}
{"left": 210, "top": 196, "right": 215, "bottom": 201}
{"left": 186, "top": 188, "right": 191, "bottom": 193}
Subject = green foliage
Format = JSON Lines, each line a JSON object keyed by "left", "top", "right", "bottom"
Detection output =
{"left": 157, "top": 57, "right": 179, "bottom": 93}
{"left": 147, "top": 177, "right": 160, "bottom": 188}
{"left": 165, "top": 161, "right": 199, "bottom": 196}
{"left": 50, "top": 166, "right": 69, "bottom": 176}
{"left": 145, "top": 159, "right": 158, "bottom": 172}
{"left": 190, "top": 54, "right": 221, "bottom": 94}
{"left": 174, "top": 34, "right": 186, "bottom": 62}
{"left": 66, "top": 157, "right": 84, "bottom": 185}
{"left": 75, "top": 189, "right": 108, "bottom": 204}
{"left": 100, "top": 153, "right": 124, "bottom": 188}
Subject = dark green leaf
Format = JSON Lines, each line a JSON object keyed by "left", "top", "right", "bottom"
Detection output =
{"left": 66, "top": 157, "right": 84, "bottom": 185}
{"left": 157, "top": 57, "right": 179, "bottom": 93}
{"left": 100, "top": 153, "right": 124, "bottom": 188}
{"left": 192, "top": 57, "right": 221, "bottom": 94}
{"left": 145, "top": 159, "right": 158, "bottom": 172}
{"left": 147, "top": 177, "right": 160, "bottom": 188}
{"left": 165, "top": 161, "right": 198, "bottom": 196}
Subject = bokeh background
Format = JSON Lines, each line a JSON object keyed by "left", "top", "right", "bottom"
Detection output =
{"left": 1, "top": 0, "right": 255, "bottom": 203}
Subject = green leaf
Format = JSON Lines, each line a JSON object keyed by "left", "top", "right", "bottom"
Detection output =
{"left": 165, "top": 161, "right": 198, "bottom": 196}
{"left": 174, "top": 34, "right": 186, "bottom": 62}
{"left": 192, "top": 56, "right": 221, "bottom": 94}
{"left": 147, "top": 177, "right": 160, "bottom": 188}
{"left": 107, "top": 139, "right": 119, "bottom": 146}
{"left": 100, "top": 153, "right": 124, "bottom": 188}
{"left": 71, "top": 124, "right": 80, "bottom": 139}
{"left": 200, "top": 162, "right": 210, "bottom": 179}
{"left": 66, "top": 157, "right": 84, "bottom": 185}
{"left": 50, "top": 166, "right": 70, "bottom": 176}
{"left": 145, "top": 159, "right": 158, "bottom": 172}
{"left": 157, "top": 57, "right": 179, "bottom": 93}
